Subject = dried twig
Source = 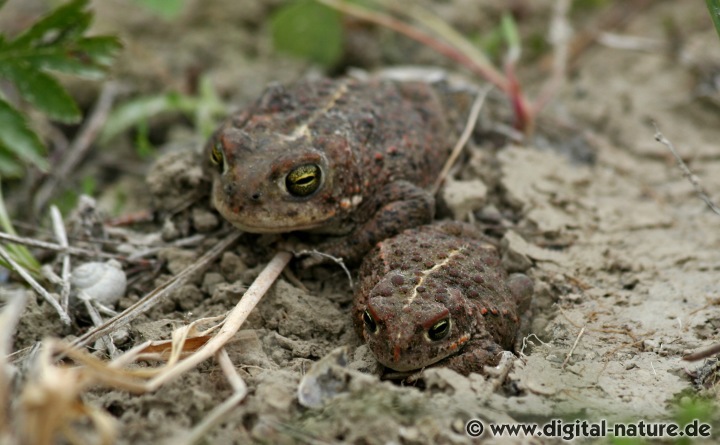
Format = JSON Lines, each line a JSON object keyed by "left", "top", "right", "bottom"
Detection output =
{"left": 143, "top": 250, "right": 291, "bottom": 390}
{"left": 35, "top": 82, "right": 122, "bottom": 211}
{"left": 0, "top": 245, "right": 71, "bottom": 325}
{"left": 0, "top": 291, "right": 28, "bottom": 435}
{"left": 432, "top": 87, "right": 490, "bottom": 195}
{"left": 0, "top": 231, "right": 143, "bottom": 262}
{"left": 296, "top": 249, "right": 353, "bottom": 288}
{"left": 176, "top": 348, "right": 248, "bottom": 445}
{"left": 534, "top": 0, "right": 572, "bottom": 113}
{"left": 683, "top": 343, "right": 720, "bottom": 362}
{"left": 71, "top": 232, "right": 242, "bottom": 349}
{"left": 653, "top": 124, "right": 720, "bottom": 217}
{"left": 561, "top": 326, "right": 585, "bottom": 369}
{"left": 50, "top": 206, "right": 72, "bottom": 313}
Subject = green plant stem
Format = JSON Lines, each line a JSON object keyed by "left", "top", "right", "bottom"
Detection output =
{"left": 0, "top": 181, "right": 40, "bottom": 275}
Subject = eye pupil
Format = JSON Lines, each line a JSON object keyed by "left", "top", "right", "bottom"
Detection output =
{"left": 428, "top": 319, "right": 450, "bottom": 341}
{"left": 209, "top": 141, "right": 224, "bottom": 172}
{"left": 286, "top": 164, "right": 322, "bottom": 197}
{"left": 363, "top": 310, "right": 377, "bottom": 334}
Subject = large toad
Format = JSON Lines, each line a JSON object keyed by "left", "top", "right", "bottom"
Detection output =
{"left": 206, "top": 77, "right": 467, "bottom": 264}
{"left": 354, "top": 222, "right": 533, "bottom": 375}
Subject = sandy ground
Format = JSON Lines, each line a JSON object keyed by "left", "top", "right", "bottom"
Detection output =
{"left": 4, "top": 0, "right": 720, "bottom": 443}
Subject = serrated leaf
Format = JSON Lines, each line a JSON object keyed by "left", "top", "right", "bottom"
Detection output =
{"left": 271, "top": 0, "right": 343, "bottom": 67}
{"left": 0, "top": 61, "right": 81, "bottom": 123}
{"left": 0, "top": 98, "right": 48, "bottom": 171}
{"left": 0, "top": 150, "right": 24, "bottom": 178}
{"left": 8, "top": 0, "right": 89, "bottom": 49}
{"left": 75, "top": 36, "right": 123, "bottom": 66}
{"left": 23, "top": 52, "right": 107, "bottom": 79}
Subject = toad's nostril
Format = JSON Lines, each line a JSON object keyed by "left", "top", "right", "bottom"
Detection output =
{"left": 224, "top": 183, "right": 237, "bottom": 196}
{"left": 250, "top": 192, "right": 262, "bottom": 201}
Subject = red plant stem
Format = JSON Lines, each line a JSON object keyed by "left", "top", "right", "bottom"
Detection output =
{"left": 504, "top": 60, "right": 532, "bottom": 134}
{"left": 320, "top": 0, "right": 510, "bottom": 93}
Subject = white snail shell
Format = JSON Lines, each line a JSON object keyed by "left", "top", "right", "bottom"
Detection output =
{"left": 71, "top": 260, "right": 127, "bottom": 306}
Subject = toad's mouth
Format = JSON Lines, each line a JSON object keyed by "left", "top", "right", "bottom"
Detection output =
{"left": 225, "top": 219, "right": 325, "bottom": 234}
{"left": 213, "top": 193, "right": 335, "bottom": 234}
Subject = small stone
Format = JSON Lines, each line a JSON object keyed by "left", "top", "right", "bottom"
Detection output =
{"left": 441, "top": 178, "right": 488, "bottom": 220}
{"left": 201, "top": 272, "right": 225, "bottom": 295}
{"left": 191, "top": 207, "right": 219, "bottom": 232}
{"left": 220, "top": 251, "right": 248, "bottom": 282}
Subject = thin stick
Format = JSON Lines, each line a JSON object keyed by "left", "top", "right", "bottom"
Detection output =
{"left": 0, "top": 245, "right": 71, "bottom": 325}
{"left": 35, "top": 82, "right": 121, "bottom": 211}
{"left": 0, "top": 291, "right": 28, "bottom": 432}
{"left": 653, "top": 124, "right": 720, "bottom": 217}
{"left": 80, "top": 297, "right": 117, "bottom": 357}
{"left": 432, "top": 87, "right": 490, "bottom": 195}
{"left": 144, "top": 251, "right": 291, "bottom": 390}
{"left": 176, "top": 349, "right": 248, "bottom": 445}
{"left": 534, "top": 0, "right": 572, "bottom": 113}
{"left": 296, "top": 249, "right": 353, "bottom": 288}
{"left": 50, "top": 206, "right": 72, "bottom": 313}
{"left": 71, "top": 232, "right": 242, "bottom": 349}
{"left": 683, "top": 343, "right": 720, "bottom": 362}
{"left": 0, "top": 231, "right": 142, "bottom": 262}
{"left": 561, "top": 326, "right": 585, "bottom": 369}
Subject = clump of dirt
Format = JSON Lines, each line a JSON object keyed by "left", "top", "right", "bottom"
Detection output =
{"left": 4, "top": 0, "right": 720, "bottom": 444}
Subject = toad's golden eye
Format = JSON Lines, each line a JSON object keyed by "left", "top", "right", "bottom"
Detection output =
{"left": 427, "top": 318, "right": 450, "bottom": 341}
{"left": 209, "top": 141, "right": 224, "bottom": 170}
{"left": 286, "top": 164, "right": 322, "bottom": 197}
{"left": 363, "top": 310, "right": 378, "bottom": 334}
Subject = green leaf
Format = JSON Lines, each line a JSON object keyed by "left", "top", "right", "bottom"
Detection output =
{"left": 8, "top": 0, "right": 89, "bottom": 49}
{"left": 500, "top": 13, "right": 521, "bottom": 63}
{"left": 706, "top": 0, "right": 720, "bottom": 42}
{"left": 271, "top": 0, "right": 343, "bottom": 67}
{"left": 0, "top": 98, "right": 48, "bottom": 171}
{"left": 100, "top": 93, "right": 190, "bottom": 143}
{"left": 23, "top": 52, "right": 108, "bottom": 79}
{"left": 0, "top": 61, "right": 81, "bottom": 123}
{"left": 132, "top": 0, "right": 186, "bottom": 20}
{"left": 75, "top": 36, "right": 123, "bottom": 66}
{"left": 0, "top": 151, "right": 24, "bottom": 178}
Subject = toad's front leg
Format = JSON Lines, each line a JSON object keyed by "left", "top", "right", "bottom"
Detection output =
{"left": 432, "top": 338, "right": 509, "bottom": 376}
{"left": 302, "top": 180, "right": 434, "bottom": 267}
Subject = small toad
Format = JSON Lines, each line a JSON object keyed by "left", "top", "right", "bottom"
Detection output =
{"left": 354, "top": 222, "right": 533, "bottom": 375}
{"left": 206, "top": 77, "right": 467, "bottom": 264}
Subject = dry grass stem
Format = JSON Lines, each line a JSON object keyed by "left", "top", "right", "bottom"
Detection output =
{"left": 519, "top": 333, "right": 549, "bottom": 356}
{"left": 176, "top": 348, "right": 248, "bottom": 445}
{"left": 0, "top": 231, "right": 138, "bottom": 262}
{"left": 683, "top": 343, "right": 720, "bottom": 362}
{"left": 432, "top": 87, "right": 490, "bottom": 195}
{"left": 534, "top": 0, "right": 571, "bottom": 113}
{"left": 50, "top": 206, "right": 72, "bottom": 313}
{"left": 71, "top": 232, "right": 242, "bottom": 349}
{"left": 0, "top": 292, "right": 28, "bottom": 437}
{"left": 561, "top": 326, "right": 585, "bottom": 369}
{"left": 18, "top": 340, "right": 119, "bottom": 445}
{"left": 0, "top": 245, "right": 71, "bottom": 325}
{"left": 144, "top": 250, "right": 291, "bottom": 390}
{"left": 653, "top": 125, "right": 720, "bottom": 217}
{"left": 296, "top": 249, "right": 353, "bottom": 288}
